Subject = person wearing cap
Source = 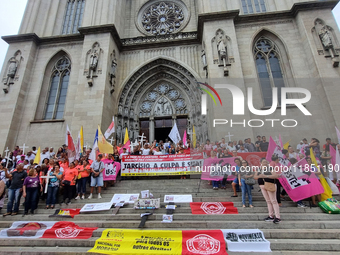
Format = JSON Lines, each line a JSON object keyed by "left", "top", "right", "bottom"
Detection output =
{"left": 120, "top": 148, "right": 129, "bottom": 159}
{"left": 296, "top": 140, "right": 304, "bottom": 152}
{"left": 17, "top": 155, "right": 26, "bottom": 165}
{"left": 88, "top": 155, "right": 105, "bottom": 199}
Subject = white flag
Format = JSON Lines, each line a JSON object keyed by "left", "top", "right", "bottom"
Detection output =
{"left": 105, "top": 116, "right": 115, "bottom": 139}
{"left": 168, "top": 123, "right": 181, "bottom": 144}
{"left": 336, "top": 126, "right": 340, "bottom": 144}
{"left": 89, "top": 129, "right": 99, "bottom": 162}
{"left": 75, "top": 130, "right": 81, "bottom": 160}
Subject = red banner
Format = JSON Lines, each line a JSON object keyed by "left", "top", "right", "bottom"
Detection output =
{"left": 190, "top": 202, "right": 238, "bottom": 215}
{"left": 49, "top": 209, "right": 81, "bottom": 218}
{"left": 42, "top": 222, "right": 97, "bottom": 239}
{"left": 237, "top": 152, "right": 267, "bottom": 167}
{"left": 182, "top": 230, "right": 228, "bottom": 255}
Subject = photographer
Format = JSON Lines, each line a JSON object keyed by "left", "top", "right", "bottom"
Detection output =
{"left": 88, "top": 155, "right": 104, "bottom": 199}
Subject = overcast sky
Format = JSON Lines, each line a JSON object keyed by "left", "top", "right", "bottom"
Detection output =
{"left": 0, "top": 0, "right": 340, "bottom": 71}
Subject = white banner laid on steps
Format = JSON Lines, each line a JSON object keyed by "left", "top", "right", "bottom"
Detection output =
{"left": 221, "top": 229, "right": 271, "bottom": 252}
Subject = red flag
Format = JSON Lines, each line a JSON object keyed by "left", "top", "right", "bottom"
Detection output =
{"left": 49, "top": 209, "right": 81, "bottom": 218}
{"left": 42, "top": 222, "right": 97, "bottom": 239}
{"left": 182, "top": 230, "right": 228, "bottom": 255}
{"left": 190, "top": 202, "right": 238, "bottom": 215}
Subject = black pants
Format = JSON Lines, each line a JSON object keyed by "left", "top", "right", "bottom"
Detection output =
{"left": 276, "top": 181, "right": 282, "bottom": 204}
{"left": 25, "top": 187, "right": 39, "bottom": 213}
{"left": 63, "top": 184, "right": 73, "bottom": 202}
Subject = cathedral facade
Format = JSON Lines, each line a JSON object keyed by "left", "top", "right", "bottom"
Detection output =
{"left": 0, "top": 0, "right": 340, "bottom": 151}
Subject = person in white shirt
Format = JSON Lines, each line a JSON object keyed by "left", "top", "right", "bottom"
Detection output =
{"left": 25, "top": 152, "right": 35, "bottom": 162}
{"left": 227, "top": 141, "right": 236, "bottom": 152}
{"left": 49, "top": 148, "right": 55, "bottom": 159}
{"left": 220, "top": 138, "right": 227, "bottom": 149}
{"left": 119, "top": 148, "right": 129, "bottom": 159}
{"left": 40, "top": 149, "right": 50, "bottom": 163}
{"left": 296, "top": 141, "right": 304, "bottom": 152}
{"left": 153, "top": 147, "right": 163, "bottom": 155}
{"left": 288, "top": 146, "right": 298, "bottom": 159}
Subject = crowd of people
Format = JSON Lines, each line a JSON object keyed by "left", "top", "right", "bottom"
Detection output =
{"left": 0, "top": 135, "right": 338, "bottom": 223}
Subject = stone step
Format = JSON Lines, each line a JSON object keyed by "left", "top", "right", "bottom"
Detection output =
{"left": 0, "top": 213, "right": 335, "bottom": 222}
{"left": 1, "top": 220, "right": 339, "bottom": 229}
{"left": 0, "top": 238, "right": 339, "bottom": 251}
{"left": 1, "top": 206, "right": 322, "bottom": 214}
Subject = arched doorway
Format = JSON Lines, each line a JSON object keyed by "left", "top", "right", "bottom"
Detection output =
{"left": 116, "top": 58, "right": 207, "bottom": 143}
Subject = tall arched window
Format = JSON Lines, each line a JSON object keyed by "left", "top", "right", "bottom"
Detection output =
{"left": 241, "top": 0, "right": 266, "bottom": 14}
{"left": 62, "top": 0, "right": 85, "bottom": 35}
{"left": 44, "top": 57, "right": 71, "bottom": 120}
{"left": 254, "top": 37, "right": 285, "bottom": 107}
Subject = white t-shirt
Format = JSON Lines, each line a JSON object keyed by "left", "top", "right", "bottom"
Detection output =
{"left": 25, "top": 154, "right": 36, "bottom": 161}
{"left": 142, "top": 149, "right": 151, "bottom": 155}
{"left": 40, "top": 152, "right": 50, "bottom": 160}
{"left": 220, "top": 143, "right": 228, "bottom": 148}
{"left": 119, "top": 152, "right": 129, "bottom": 159}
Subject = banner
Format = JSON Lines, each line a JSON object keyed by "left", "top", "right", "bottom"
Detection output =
{"left": 279, "top": 169, "right": 324, "bottom": 202}
{"left": 102, "top": 159, "right": 121, "bottom": 181}
{"left": 0, "top": 221, "right": 57, "bottom": 238}
{"left": 121, "top": 153, "right": 203, "bottom": 176}
{"left": 164, "top": 195, "right": 192, "bottom": 203}
{"left": 237, "top": 152, "right": 267, "bottom": 167}
{"left": 201, "top": 157, "right": 237, "bottom": 181}
{"left": 49, "top": 209, "right": 81, "bottom": 218}
{"left": 42, "top": 221, "right": 97, "bottom": 239}
{"left": 111, "top": 194, "right": 140, "bottom": 204}
{"left": 222, "top": 229, "right": 271, "bottom": 252}
{"left": 88, "top": 229, "right": 183, "bottom": 254}
{"left": 88, "top": 229, "right": 228, "bottom": 255}
{"left": 182, "top": 230, "right": 228, "bottom": 255}
{"left": 190, "top": 202, "right": 238, "bottom": 215}
{"left": 80, "top": 202, "right": 114, "bottom": 213}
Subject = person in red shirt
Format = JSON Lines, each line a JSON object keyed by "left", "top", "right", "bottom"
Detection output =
{"left": 75, "top": 160, "right": 91, "bottom": 200}
{"left": 61, "top": 162, "right": 77, "bottom": 205}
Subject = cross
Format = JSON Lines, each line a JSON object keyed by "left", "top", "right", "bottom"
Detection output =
{"left": 138, "top": 133, "right": 146, "bottom": 148}
{"left": 40, "top": 170, "right": 52, "bottom": 193}
{"left": 4, "top": 147, "right": 12, "bottom": 168}
{"left": 108, "top": 137, "right": 115, "bottom": 145}
{"left": 274, "top": 136, "right": 280, "bottom": 146}
{"left": 20, "top": 143, "right": 29, "bottom": 154}
{"left": 130, "top": 139, "right": 139, "bottom": 152}
{"left": 225, "top": 132, "right": 234, "bottom": 142}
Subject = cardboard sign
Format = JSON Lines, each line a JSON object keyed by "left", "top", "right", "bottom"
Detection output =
{"left": 164, "top": 195, "right": 192, "bottom": 203}
{"left": 134, "top": 198, "right": 160, "bottom": 209}
{"left": 111, "top": 194, "right": 140, "bottom": 204}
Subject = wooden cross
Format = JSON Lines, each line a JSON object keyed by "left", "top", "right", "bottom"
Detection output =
{"left": 84, "top": 143, "right": 89, "bottom": 150}
{"left": 20, "top": 143, "right": 29, "bottom": 154}
{"left": 138, "top": 133, "right": 146, "bottom": 148}
{"left": 108, "top": 137, "right": 115, "bottom": 145}
{"left": 225, "top": 132, "right": 234, "bottom": 142}
{"left": 40, "top": 170, "right": 52, "bottom": 193}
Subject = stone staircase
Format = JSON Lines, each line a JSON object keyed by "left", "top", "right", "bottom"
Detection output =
{"left": 0, "top": 178, "right": 340, "bottom": 255}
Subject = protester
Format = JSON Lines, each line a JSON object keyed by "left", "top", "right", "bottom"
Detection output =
{"left": 255, "top": 158, "right": 281, "bottom": 224}
{"left": 61, "top": 162, "right": 77, "bottom": 205}
{"left": 231, "top": 158, "right": 241, "bottom": 197}
{"left": 75, "top": 160, "right": 91, "bottom": 200}
{"left": 22, "top": 167, "right": 42, "bottom": 215}
{"left": 239, "top": 160, "right": 254, "bottom": 208}
{"left": 3, "top": 163, "right": 27, "bottom": 216}
{"left": 0, "top": 163, "right": 7, "bottom": 212}
{"left": 46, "top": 164, "right": 63, "bottom": 209}
{"left": 88, "top": 155, "right": 105, "bottom": 199}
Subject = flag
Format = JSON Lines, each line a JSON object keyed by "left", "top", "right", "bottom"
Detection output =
{"left": 279, "top": 134, "right": 283, "bottom": 147}
{"left": 336, "top": 126, "right": 340, "bottom": 144}
{"left": 183, "top": 130, "right": 187, "bottom": 147}
{"left": 119, "top": 140, "right": 131, "bottom": 154}
{"left": 80, "top": 126, "right": 84, "bottom": 153}
{"left": 283, "top": 140, "right": 291, "bottom": 150}
{"left": 66, "top": 125, "right": 76, "bottom": 163}
{"left": 75, "top": 130, "right": 81, "bottom": 160}
{"left": 33, "top": 147, "right": 41, "bottom": 165}
{"left": 310, "top": 148, "right": 332, "bottom": 201}
{"left": 193, "top": 126, "right": 197, "bottom": 148}
{"left": 124, "top": 128, "right": 129, "bottom": 144}
{"left": 41, "top": 221, "right": 97, "bottom": 239}
{"left": 98, "top": 125, "right": 113, "bottom": 154}
{"left": 104, "top": 117, "right": 115, "bottom": 139}
{"left": 169, "top": 123, "right": 181, "bottom": 144}
{"left": 89, "top": 129, "right": 98, "bottom": 162}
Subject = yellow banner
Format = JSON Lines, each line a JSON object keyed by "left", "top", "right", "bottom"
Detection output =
{"left": 88, "top": 229, "right": 182, "bottom": 254}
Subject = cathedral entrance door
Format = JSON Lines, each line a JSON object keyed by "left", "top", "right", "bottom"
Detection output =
{"left": 154, "top": 118, "right": 172, "bottom": 142}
